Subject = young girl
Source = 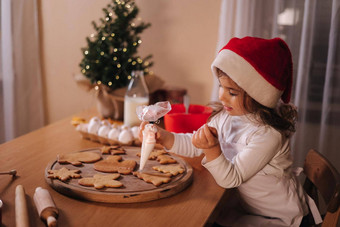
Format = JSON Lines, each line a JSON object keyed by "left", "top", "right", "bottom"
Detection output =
{"left": 140, "top": 37, "right": 318, "bottom": 226}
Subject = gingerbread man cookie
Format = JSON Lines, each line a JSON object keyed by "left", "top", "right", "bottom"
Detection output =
{"left": 78, "top": 173, "right": 123, "bottom": 189}
{"left": 152, "top": 165, "right": 185, "bottom": 176}
{"left": 47, "top": 167, "right": 81, "bottom": 182}
{"left": 58, "top": 151, "right": 101, "bottom": 166}
{"left": 133, "top": 171, "right": 172, "bottom": 186}
{"left": 94, "top": 156, "right": 136, "bottom": 174}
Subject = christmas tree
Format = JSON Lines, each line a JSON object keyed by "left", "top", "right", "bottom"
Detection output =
{"left": 80, "top": 0, "right": 153, "bottom": 91}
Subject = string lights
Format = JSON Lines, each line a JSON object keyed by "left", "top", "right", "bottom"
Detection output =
{"left": 79, "top": 0, "right": 153, "bottom": 90}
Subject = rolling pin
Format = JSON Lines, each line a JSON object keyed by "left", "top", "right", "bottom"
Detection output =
{"left": 15, "top": 185, "right": 30, "bottom": 227}
{"left": 33, "top": 187, "right": 59, "bottom": 227}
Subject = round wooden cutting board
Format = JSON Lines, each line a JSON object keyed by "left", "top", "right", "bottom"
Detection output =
{"left": 45, "top": 146, "right": 193, "bottom": 203}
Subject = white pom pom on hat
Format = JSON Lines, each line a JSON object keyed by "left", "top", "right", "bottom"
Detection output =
{"left": 211, "top": 36, "right": 293, "bottom": 108}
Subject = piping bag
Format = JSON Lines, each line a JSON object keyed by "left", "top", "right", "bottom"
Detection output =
{"left": 136, "top": 101, "right": 171, "bottom": 171}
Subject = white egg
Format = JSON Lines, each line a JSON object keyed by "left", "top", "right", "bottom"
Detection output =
{"left": 111, "top": 123, "right": 120, "bottom": 129}
{"left": 121, "top": 125, "right": 129, "bottom": 130}
{"left": 76, "top": 123, "right": 88, "bottom": 132}
{"left": 98, "top": 125, "right": 112, "bottom": 138}
{"left": 130, "top": 126, "right": 140, "bottom": 139}
{"left": 88, "top": 120, "right": 101, "bottom": 134}
{"left": 101, "top": 119, "right": 111, "bottom": 126}
{"left": 89, "top": 116, "right": 101, "bottom": 125}
{"left": 118, "top": 129, "right": 133, "bottom": 144}
{"left": 108, "top": 128, "right": 121, "bottom": 141}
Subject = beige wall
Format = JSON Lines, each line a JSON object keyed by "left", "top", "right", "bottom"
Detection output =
{"left": 39, "top": 0, "right": 221, "bottom": 124}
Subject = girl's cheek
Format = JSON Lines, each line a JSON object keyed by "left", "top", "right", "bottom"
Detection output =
{"left": 218, "top": 89, "right": 226, "bottom": 101}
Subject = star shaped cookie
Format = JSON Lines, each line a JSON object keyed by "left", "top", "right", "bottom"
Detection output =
{"left": 47, "top": 167, "right": 81, "bottom": 182}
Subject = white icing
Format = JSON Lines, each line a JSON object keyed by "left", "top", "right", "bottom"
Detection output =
{"left": 139, "top": 124, "right": 157, "bottom": 170}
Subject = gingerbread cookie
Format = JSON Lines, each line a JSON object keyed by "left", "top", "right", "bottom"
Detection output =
{"left": 157, "top": 155, "right": 177, "bottom": 164}
{"left": 94, "top": 156, "right": 136, "bottom": 174}
{"left": 152, "top": 165, "right": 184, "bottom": 176}
{"left": 154, "top": 144, "right": 164, "bottom": 149}
{"left": 58, "top": 151, "right": 101, "bottom": 166}
{"left": 136, "top": 149, "right": 168, "bottom": 160}
{"left": 78, "top": 173, "right": 123, "bottom": 189}
{"left": 133, "top": 171, "right": 172, "bottom": 186}
{"left": 47, "top": 167, "right": 81, "bottom": 182}
{"left": 101, "top": 145, "right": 126, "bottom": 155}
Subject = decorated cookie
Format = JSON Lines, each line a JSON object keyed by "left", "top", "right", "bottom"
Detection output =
{"left": 156, "top": 155, "right": 177, "bottom": 164}
{"left": 94, "top": 156, "right": 136, "bottom": 174}
{"left": 133, "top": 171, "right": 172, "bottom": 186}
{"left": 47, "top": 167, "right": 81, "bottom": 182}
{"left": 136, "top": 149, "right": 168, "bottom": 160}
{"left": 58, "top": 151, "right": 101, "bottom": 166}
{"left": 101, "top": 145, "right": 126, "bottom": 155}
{"left": 152, "top": 165, "right": 185, "bottom": 176}
{"left": 78, "top": 173, "right": 123, "bottom": 189}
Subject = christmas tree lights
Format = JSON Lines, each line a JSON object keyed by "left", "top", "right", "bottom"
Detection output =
{"left": 79, "top": 0, "right": 153, "bottom": 91}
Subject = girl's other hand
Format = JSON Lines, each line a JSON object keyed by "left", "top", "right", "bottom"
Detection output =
{"left": 192, "top": 124, "right": 221, "bottom": 162}
{"left": 192, "top": 124, "right": 219, "bottom": 149}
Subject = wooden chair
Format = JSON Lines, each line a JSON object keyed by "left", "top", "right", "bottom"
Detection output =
{"left": 303, "top": 149, "right": 340, "bottom": 227}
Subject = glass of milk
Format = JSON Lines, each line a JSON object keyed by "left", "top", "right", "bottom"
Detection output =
{"left": 124, "top": 70, "right": 149, "bottom": 127}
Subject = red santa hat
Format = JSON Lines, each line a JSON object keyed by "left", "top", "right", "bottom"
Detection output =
{"left": 211, "top": 36, "right": 293, "bottom": 108}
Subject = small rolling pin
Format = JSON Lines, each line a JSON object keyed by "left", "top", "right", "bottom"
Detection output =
{"left": 15, "top": 185, "right": 30, "bottom": 227}
{"left": 33, "top": 187, "right": 59, "bottom": 227}
{"left": 0, "top": 169, "right": 17, "bottom": 176}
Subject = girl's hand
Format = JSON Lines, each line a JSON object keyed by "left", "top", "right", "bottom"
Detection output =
{"left": 192, "top": 124, "right": 221, "bottom": 162}
{"left": 139, "top": 121, "right": 174, "bottom": 150}
{"left": 192, "top": 124, "right": 219, "bottom": 149}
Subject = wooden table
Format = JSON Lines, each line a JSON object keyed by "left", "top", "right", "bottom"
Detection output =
{"left": 0, "top": 109, "right": 230, "bottom": 227}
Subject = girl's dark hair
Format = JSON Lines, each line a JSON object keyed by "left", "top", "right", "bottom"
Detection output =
{"left": 244, "top": 96, "right": 297, "bottom": 137}
{"left": 209, "top": 69, "right": 298, "bottom": 138}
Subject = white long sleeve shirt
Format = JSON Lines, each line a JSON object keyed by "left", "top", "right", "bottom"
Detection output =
{"left": 167, "top": 110, "right": 309, "bottom": 226}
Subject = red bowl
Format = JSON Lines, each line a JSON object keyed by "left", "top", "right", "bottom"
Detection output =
{"left": 164, "top": 104, "right": 213, "bottom": 133}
